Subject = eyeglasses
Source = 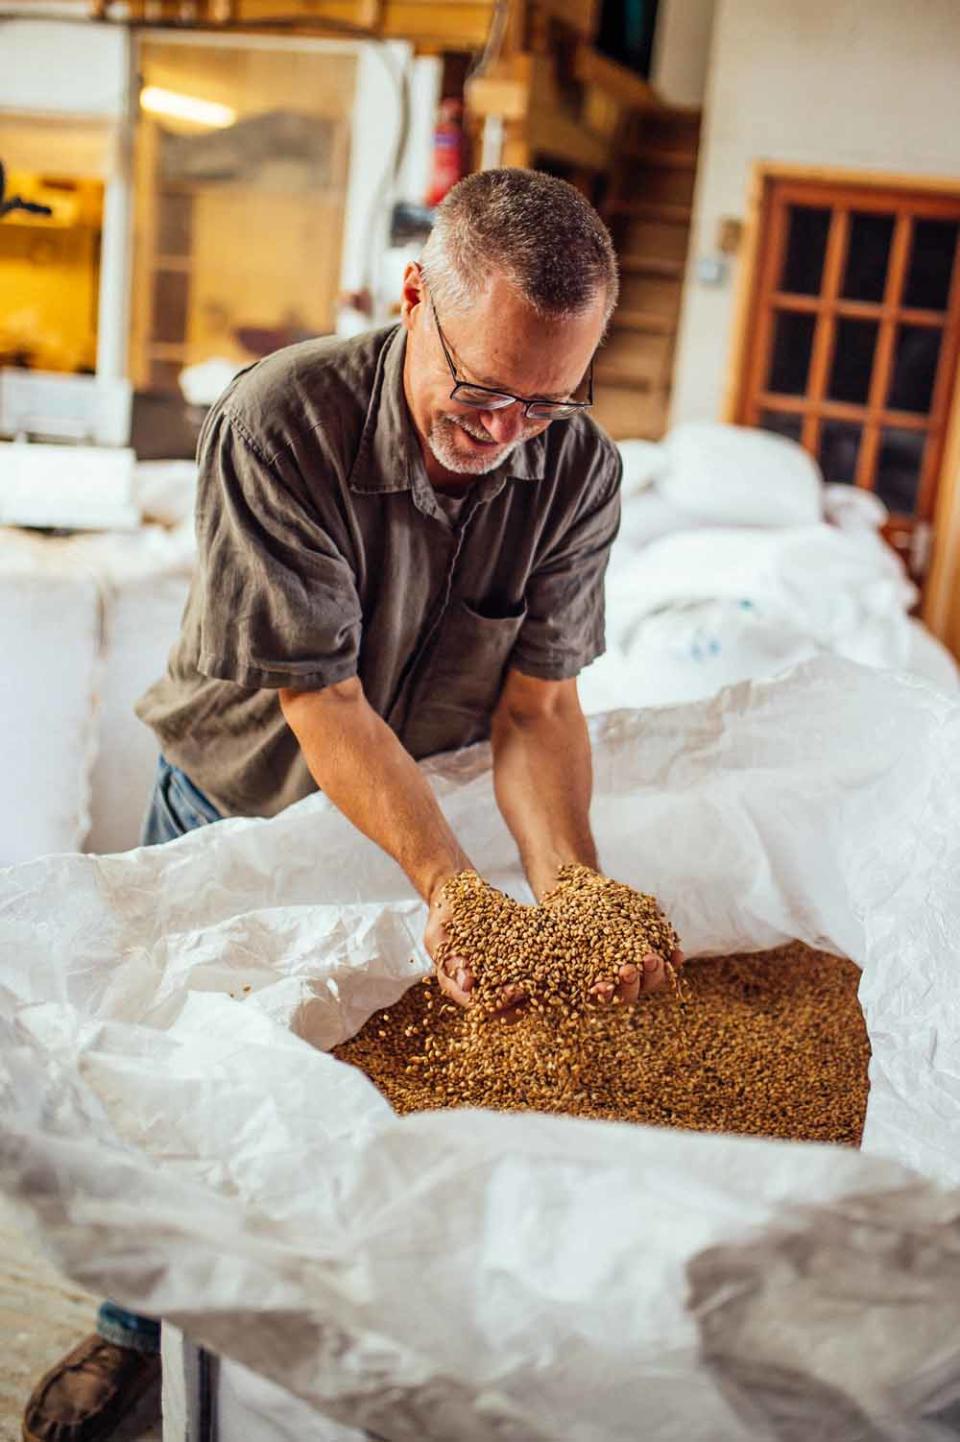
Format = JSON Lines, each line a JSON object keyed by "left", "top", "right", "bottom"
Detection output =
{"left": 430, "top": 300, "right": 593, "bottom": 421}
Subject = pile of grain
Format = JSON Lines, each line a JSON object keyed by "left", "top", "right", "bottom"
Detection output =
{"left": 334, "top": 870, "right": 870, "bottom": 1145}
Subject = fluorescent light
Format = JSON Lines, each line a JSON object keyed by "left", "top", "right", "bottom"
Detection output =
{"left": 140, "top": 86, "right": 236, "bottom": 129}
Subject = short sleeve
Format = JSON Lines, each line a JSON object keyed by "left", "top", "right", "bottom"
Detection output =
{"left": 194, "top": 407, "right": 362, "bottom": 691}
{"left": 511, "top": 443, "right": 621, "bottom": 681}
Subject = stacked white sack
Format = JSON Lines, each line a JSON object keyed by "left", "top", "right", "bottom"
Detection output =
{"left": 580, "top": 424, "right": 958, "bottom": 713}
{"left": 0, "top": 548, "right": 100, "bottom": 862}
{"left": 0, "top": 502, "right": 194, "bottom": 863}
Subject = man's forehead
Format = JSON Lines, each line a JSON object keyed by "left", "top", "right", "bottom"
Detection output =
{"left": 466, "top": 356, "right": 573, "bottom": 402}
{"left": 443, "top": 304, "right": 601, "bottom": 398}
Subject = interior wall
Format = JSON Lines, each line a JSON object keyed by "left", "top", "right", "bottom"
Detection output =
{"left": 337, "top": 45, "right": 441, "bottom": 326}
{"left": 650, "top": 0, "right": 717, "bottom": 107}
{"left": 0, "top": 19, "right": 128, "bottom": 116}
{"left": 340, "top": 42, "right": 418, "bottom": 303}
{"left": 670, "top": 0, "right": 960, "bottom": 427}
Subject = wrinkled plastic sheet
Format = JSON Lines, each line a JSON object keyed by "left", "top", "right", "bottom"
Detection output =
{"left": 2, "top": 656, "right": 960, "bottom": 1440}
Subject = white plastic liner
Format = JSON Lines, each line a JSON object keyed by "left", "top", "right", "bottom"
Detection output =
{"left": 1, "top": 657, "right": 960, "bottom": 1440}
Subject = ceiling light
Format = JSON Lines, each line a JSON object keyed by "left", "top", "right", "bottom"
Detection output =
{"left": 140, "top": 86, "right": 236, "bottom": 129}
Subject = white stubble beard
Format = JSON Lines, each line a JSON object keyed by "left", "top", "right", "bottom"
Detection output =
{"left": 427, "top": 413, "right": 523, "bottom": 476}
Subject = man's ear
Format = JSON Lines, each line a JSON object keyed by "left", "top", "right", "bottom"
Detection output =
{"left": 399, "top": 261, "right": 425, "bottom": 332}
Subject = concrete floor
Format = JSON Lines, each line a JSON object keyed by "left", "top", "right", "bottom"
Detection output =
{"left": 0, "top": 1199, "right": 161, "bottom": 1441}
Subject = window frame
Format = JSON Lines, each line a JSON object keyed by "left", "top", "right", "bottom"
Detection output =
{"left": 730, "top": 167, "right": 960, "bottom": 572}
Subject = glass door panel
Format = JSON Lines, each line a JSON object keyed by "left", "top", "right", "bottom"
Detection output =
{"left": 841, "top": 212, "right": 894, "bottom": 302}
{"left": 779, "top": 205, "right": 831, "bottom": 295}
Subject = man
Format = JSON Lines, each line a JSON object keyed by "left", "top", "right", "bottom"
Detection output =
{"left": 24, "top": 168, "right": 682, "bottom": 1442}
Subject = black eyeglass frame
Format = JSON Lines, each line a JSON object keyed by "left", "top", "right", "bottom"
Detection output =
{"left": 430, "top": 299, "right": 594, "bottom": 421}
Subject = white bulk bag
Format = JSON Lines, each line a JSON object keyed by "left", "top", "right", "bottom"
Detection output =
{"left": 0, "top": 548, "right": 100, "bottom": 863}
{"left": 659, "top": 422, "right": 823, "bottom": 528}
{"left": 1, "top": 656, "right": 959, "bottom": 1441}
{"left": 576, "top": 520, "right": 937, "bottom": 716}
{"left": 84, "top": 561, "right": 192, "bottom": 855}
{"left": 42, "top": 521, "right": 195, "bottom": 854}
{"left": 0, "top": 523, "right": 194, "bottom": 861}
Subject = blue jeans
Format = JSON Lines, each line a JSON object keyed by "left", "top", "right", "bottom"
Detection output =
{"left": 96, "top": 757, "right": 223, "bottom": 1354}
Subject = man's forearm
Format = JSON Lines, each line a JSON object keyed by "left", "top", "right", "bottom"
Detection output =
{"left": 490, "top": 680, "right": 598, "bottom": 901}
{"left": 280, "top": 681, "right": 471, "bottom": 903}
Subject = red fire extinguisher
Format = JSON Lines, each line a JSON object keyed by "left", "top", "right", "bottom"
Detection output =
{"left": 426, "top": 98, "right": 466, "bottom": 208}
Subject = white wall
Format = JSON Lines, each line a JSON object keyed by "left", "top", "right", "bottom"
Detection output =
{"left": 0, "top": 18, "right": 129, "bottom": 116}
{"left": 671, "top": 0, "right": 960, "bottom": 425}
{"left": 339, "top": 44, "right": 439, "bottom": 303}
{"left": 651, "top": 0, "right": 717, "bottom": 108}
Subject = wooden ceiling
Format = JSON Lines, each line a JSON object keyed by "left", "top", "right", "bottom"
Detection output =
{"left": 88, "top": 0, "right": 587, "bottom": 53}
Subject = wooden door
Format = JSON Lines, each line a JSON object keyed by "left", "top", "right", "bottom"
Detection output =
{"left": 735, "top": 176, "right": 960, "bottom": 584}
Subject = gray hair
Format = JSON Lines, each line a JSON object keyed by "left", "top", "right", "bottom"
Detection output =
{"left": 420, "top": 168, "right": 619, "bottom": 324}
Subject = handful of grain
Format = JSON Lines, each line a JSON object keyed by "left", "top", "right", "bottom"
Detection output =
{"left": 434, "top": 864, "right": 681, "bottom": 1014}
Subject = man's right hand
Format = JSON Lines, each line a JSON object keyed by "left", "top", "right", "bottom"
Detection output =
{"left": 424, "top": 888, "right": 475, "bottom": 1007}
{"left": 424, "top": 879, "right": 526, "bottom": 1013}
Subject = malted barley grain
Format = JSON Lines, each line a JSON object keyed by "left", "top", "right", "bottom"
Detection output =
{"left": 334, "top": 868, "right": 870, "bottom": 1144}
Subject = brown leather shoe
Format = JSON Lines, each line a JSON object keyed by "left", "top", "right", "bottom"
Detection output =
{"left": 22, "top": 1334, "right": 160, "bottom": 1442}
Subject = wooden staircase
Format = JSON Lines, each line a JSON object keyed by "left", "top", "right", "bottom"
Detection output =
{"left": 593, "top": 106, "right": 701, "bottom": 441}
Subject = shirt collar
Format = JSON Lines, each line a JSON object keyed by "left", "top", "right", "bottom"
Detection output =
{"left": 347, "top": 325, "right": 548, "bottom": 498}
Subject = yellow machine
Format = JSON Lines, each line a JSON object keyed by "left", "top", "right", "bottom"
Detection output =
{"left": 0, "top": 171, "right": 103, "bottom": 374}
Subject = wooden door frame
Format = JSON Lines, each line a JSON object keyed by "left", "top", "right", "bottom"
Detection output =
{"left": 723, "top": 162, "right": 960, "bottom": 650}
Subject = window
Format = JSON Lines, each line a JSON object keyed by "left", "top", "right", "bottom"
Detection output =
{"left": 736, "top": 175, "right": 960, "bottom": 580}
{"left": 132, "top": 36, "right": 356, "bottom": 392}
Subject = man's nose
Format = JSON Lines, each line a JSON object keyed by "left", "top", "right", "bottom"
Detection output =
{"left": 479, "top": 404, "right": 528, "bottom": 444}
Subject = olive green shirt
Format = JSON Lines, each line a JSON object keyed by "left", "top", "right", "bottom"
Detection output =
{"left": 137, "top": 325, "right": 621, "bottom": 818}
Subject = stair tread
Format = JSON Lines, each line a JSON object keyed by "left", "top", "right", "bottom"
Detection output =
{"left": 618, "top": 254, "right": 685, "bottom": 278}
{"left": 612, "top": 308, "right": 677, "bottom": 334}
{"left": 598, "top": 425, "right": 668, "bottom": 442}
{"left": 611, "top": 200, "right": 693, "bottom": 223}
{"left": 642, "top": 104, "right": 702, "bottom": 127}
{"left": 624, "top": 147, "right": 699, "bottom": 170}
{"left": 594, "top": 363, "right": 663, "bottom": 389}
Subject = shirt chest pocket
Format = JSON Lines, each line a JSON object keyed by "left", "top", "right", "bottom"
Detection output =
{"left": 401, "top": 599, "right": 528, "bottom": 759}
